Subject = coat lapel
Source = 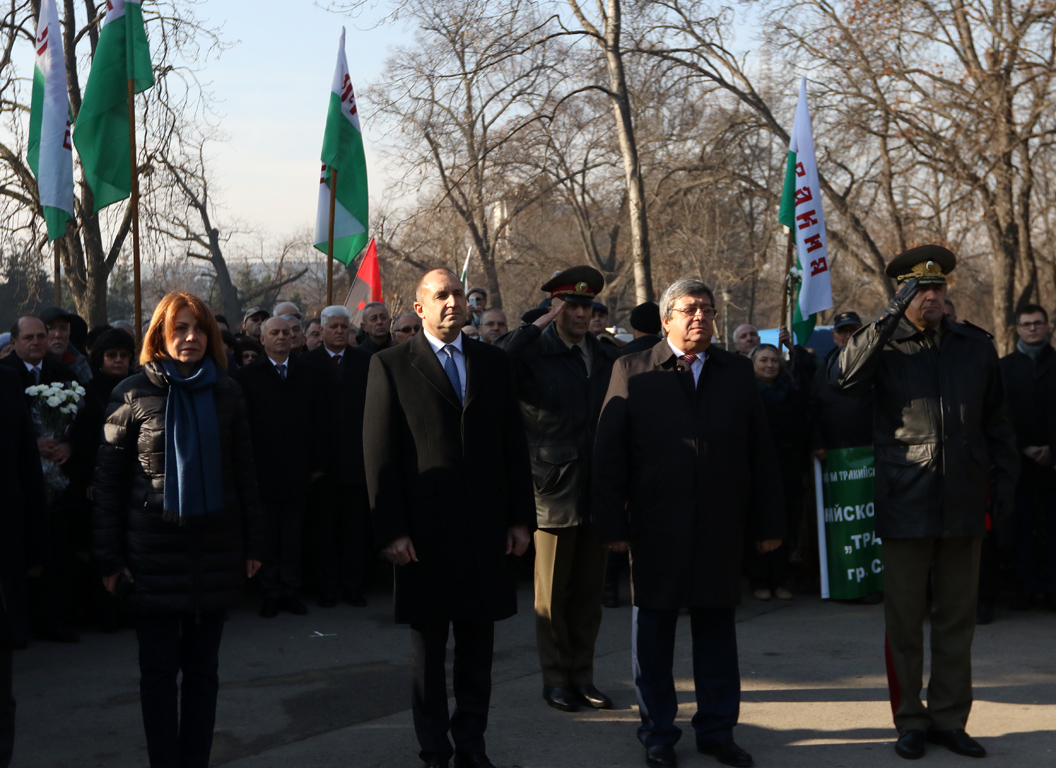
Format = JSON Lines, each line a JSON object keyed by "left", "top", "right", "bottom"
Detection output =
{"left": 409, "top": 331, "right": 462, "bottom": 410}
{"left": 463, "top": 334, "right": 480, "bottom": 410}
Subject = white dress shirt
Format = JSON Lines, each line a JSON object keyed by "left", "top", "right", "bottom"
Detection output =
{"left": 422, "top": 329, "right": 467, "bottom": 401}
{"left": 667, "top": 340, "right": 705, "bottom": 385}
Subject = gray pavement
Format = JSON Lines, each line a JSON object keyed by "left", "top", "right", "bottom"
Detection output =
{"left": 11, "top": 583, "right": 1056, "bottom": 767}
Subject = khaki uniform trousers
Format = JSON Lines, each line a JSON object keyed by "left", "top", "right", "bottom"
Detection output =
{"left": 882, "top": 537, "right": 981, "bottom": 733}
{"left": 534, "top": 523, "right": 607, "bottom": 688}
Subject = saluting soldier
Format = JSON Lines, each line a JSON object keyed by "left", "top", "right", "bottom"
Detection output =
{"left": 495, "top": 266, "right": 621, "bottom": 713}
{"left": 829, "top": 245, "right": 1018, "bottom": 760}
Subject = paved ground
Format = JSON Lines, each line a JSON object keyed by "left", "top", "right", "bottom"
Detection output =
{"left": 11, "top": 581, "right": 1056, "bottom": 767}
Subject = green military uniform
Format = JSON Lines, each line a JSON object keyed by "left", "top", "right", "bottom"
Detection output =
{"left": 828, "top": 246, "right": 1019, "bottom": 756}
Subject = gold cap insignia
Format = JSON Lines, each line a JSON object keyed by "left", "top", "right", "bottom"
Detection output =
{"left": 575, "top": 281, "right": 588, "bottom": 293}
{"left": 897, "top": 260, "right": 946, "bottom": 283}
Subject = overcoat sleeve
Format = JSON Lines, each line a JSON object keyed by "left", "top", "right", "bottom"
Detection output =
{"left": 592, "top": 357, "right": 632, "bottom": 542}
{"left": 747, "top": 374, "right": 787, "bottom": 542}
{"left": 92, "top": 388, "right": 135, "bottom": 576}
{"left": 499, "top": 355, "right": 537, "bottom": 530}
{"left": 14, "top": 382, "right": 48, "bottom": 570}
{"left": 364, "top": 353, "right": 411, "bottom": 548}
{"left": 980, "top": 344, "right": 1019, "bottom": 504}
{"left": 829, "top": 317, "right": 899, "bottom": 394}
{"left": 227, "top": 380, "right": 264, "bottom": 561}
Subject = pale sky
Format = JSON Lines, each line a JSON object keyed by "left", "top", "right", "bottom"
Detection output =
{"left": 191, "top": 1, "right": 407, "bottom": 239}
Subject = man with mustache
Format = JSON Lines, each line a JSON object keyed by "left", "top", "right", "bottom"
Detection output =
{"left": 829, "top": 245, "right": 1019, "bottom": 761}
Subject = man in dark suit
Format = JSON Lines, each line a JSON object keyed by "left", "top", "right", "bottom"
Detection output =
{"left": 234, "top": 317, "right": 325, "bottom": 617}
{"left": 365, "top": 268, "right": 535, "bottom": 768}
{"left": 0, "top": 365, "right": 48, "bottom": 767}
{"left": 300, "top": 305, "right": 373, "bottom": 606}
{"left": 1, "top": 316, "right": 79, "bottom": 644}
{"left": 594, "top": 279, "right": 785, "bottom": 768}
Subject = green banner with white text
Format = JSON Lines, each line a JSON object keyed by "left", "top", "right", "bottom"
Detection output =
{"left": 817, "top": 446, "right": 884, "bottom": 600}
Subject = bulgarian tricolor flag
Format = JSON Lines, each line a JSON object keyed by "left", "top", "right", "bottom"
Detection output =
{"left": 778, "top": 77, "right": 833, "bottom": 345}
{"left": 72, "top": 0, "right": 154, "bottom": 213}
{"left": 314, "top": 28, "right": 369, "bottom": 267}
{"left": 27, "top": 0, "right": 74, "bottom": 241}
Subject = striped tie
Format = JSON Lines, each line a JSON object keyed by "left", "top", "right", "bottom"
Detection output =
{"left": 680, "top": 354, "right": 698, "bottom": 365}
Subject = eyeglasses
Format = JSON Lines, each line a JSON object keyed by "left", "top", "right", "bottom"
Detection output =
{"left": 1018, "top": 321, "right": 1048, "bottom": 329}
{"left": 672, "top": 304, "right": 717, "bottom": 319}
{"left": 396, "top": 325, "right": 421, "bottom": 334}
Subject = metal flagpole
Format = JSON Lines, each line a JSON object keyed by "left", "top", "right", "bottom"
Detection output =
{"left": 327, "top": 167, "right": 337, "bottom": 305}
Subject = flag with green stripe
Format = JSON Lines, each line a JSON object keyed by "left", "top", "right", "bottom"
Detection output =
{"left": 72, "top": 0, "right": 154, "bottom": 213}
{"left": 778, "top": 77, "right": 833, "bottom": 345}
{"left": 314, "top": 28, "right": 369, "bottom": 267}
{"left": 28, "top": 0, "right": 74, "bottom": 241}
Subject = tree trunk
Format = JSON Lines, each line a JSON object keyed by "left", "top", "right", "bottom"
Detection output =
{"left": 602, "top": 0, "right": 653, "bottom": 303}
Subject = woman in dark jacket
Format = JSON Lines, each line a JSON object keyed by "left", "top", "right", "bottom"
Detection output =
{"left": 749, "top": 344, "right": 811, "bottom": 600}
{"left": 92, "top": 292, "right": 263, "bottom": 768}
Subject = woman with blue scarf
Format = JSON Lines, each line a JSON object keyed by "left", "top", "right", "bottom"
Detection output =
{"left": 92, "top": 292, "right": 263, "bottom": 768}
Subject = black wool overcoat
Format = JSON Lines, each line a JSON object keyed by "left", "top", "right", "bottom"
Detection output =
{"left": 364, "top": 331, "right": 536, "bottom": 624}
{"left": 592, "top": 341, "right": 786, "bottom": 610}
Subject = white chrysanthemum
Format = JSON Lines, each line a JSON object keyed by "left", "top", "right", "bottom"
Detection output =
{"left": 73, "top": 384, "right": 86, "bottom": 396}
{"left": 46, "top": 395, "right": 63, "bottom": 407}
{"left": 60, "top": 404, "right": 76, "bottom": 415}
{"left": 25, "top": 385, "right": 43, "bottom": 396}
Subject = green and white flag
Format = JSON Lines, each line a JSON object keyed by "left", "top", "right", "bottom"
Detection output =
{"left": 72, "top": 0, "right": 154, "bottom": 213}
{"left": 314, "top": 28, "right": 369, "bottom": 267}
{"left": 778, "top": 77, "right": 833, "bottom": 345}
{"left": 27, "top": 0, "right": 74, "bottom": 241}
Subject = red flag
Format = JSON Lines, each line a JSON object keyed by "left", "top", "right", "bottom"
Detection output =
{"left": 343, "top": 237, "right": 382, "bottom": 325}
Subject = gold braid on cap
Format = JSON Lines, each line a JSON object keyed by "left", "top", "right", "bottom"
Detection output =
{"left": 897, "top": 260, "right": 946, "bottom": 282}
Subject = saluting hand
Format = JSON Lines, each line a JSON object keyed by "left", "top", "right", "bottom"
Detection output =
{"left": 386, "top": 536, "right": 419, "bottom": 566}
{"left": 756, "top": 539, "right": 782, "bottom": 554}
{"left": 533, "top": 299, "right": 566, "bottom": 330}
{"left": 246, "top": 560, "right": 262, "bottom": 578}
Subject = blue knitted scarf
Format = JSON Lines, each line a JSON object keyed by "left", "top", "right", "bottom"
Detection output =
{"left": 162, "top": 358, "right": 223, "bottom": 522}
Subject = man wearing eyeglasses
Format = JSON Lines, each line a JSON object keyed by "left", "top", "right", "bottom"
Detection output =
{"left": 496, "top": 265, "right": 622, "bottom": 715}
{"left": 392, "top": 312, "right": 423, "bottom": 345}
{"left": 593, "top": 279, "right": 785, "bottom": 768}
{"left": 999, "top": 304, "right": 1056, "bottom": 613}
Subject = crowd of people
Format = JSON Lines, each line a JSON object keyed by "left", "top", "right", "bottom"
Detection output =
{"left": 1, "top": 249, "right": 1052, "bottom": 768}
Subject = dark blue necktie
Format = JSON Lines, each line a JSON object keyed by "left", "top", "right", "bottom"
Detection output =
{"left": 443, "top": 345, "right": 463, "bottom": 404}
{"left": 277, "top": 363, "right": 287, "bottom": 380}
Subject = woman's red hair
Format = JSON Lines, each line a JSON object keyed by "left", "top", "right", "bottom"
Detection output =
{"left": 140, "top": 291, "right": 227, "bottom": 370}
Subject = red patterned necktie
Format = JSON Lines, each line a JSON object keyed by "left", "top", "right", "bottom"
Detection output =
{"left": 680, "top": 354, "right": 698, "bottom": 365}
{"left": 332, "top": 353, "right": 342, "bottom": 368}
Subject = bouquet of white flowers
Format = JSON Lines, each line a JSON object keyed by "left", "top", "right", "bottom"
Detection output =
{"left": 25, "top": 381, "right": 86, "bottom": 499}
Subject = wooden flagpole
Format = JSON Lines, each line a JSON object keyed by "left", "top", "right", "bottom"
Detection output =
{"left": 326, "top": 167, "right": 337, "bottom": 305}
{"left": 127, "top": 78, "right": 142, "bottom": 349}
{"left": 782, "top": 228, "right": 795, "bottom": 357}
{"left": 53, "top": 247, "right": 61, "bottom": 305}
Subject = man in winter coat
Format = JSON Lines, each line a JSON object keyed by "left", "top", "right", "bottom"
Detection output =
{"left": 829, "top": 245, "right": 1019, "bottom": 760}
{"left": 594, "top": 279, "right": 785, "bottom": 768}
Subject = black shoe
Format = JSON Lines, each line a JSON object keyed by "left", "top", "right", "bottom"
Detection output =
{"left": 976, "top": 601, "right": 995, "bottom": 625}
{"left": 1044, "top": 593, "right": 1056, "bottom": 612}
{"left": 453, "top": 753, "right": 496, "bottom": 768}
{"left": 1010, "top": 593, "right": 1034, "bottom": 610}
{"left": 542, "top": 686, "right": 579, "bottom": 711}
{"left": 645, "top": 744, "right": 677, "bottom": 767}
{"left": 861, "top": 591, "right": 883, "bottom": 605}
{"left": 603, "top": 584, "right": 619, "bottom": 608}
{"left": 259, "top": 599, "right": 279, "bottom": 619}
{"left": 343, "top": 591, "right": 367, "bottom": 607}
{"left": 424, "top": 759, "right": 449, "bottom": 768}
{"left": 318, "top": 595, "right": 337, "bottom": 608}
{"left": 280, "top": 596, "right": 308, "bottom": 615}
{"left": 571, "top": 683, "right": 613, "bottom": 709}
{"left": 894, "top": 729, "right": 926, "bottom": 760}
{"left": 927, "top": 729, "right": 986, "bottom": 758}
{"left": 697, "top": 739, "right": 753, "bottom": 767}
